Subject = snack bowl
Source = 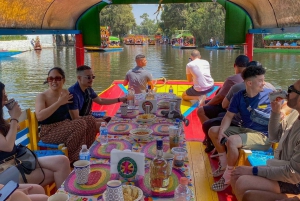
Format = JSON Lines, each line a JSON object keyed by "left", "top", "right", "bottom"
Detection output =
{"left": 157, "top": 100, "right": 170, "bottom": 109}
{"left": 130, "top": 128, "right": 153, "bottom": 141}
{"left": 136, "top": 114, "right": 156, "bottom": 122}
{"left": 103, "top": 185, "right": 143, "bottom": 201}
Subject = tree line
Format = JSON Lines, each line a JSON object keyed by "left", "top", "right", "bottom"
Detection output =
{"left": 100, "top": 3, "right": 225, "bottom": 46}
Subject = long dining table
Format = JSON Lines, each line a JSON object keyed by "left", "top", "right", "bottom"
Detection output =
{"left": 57, "top": 93, "right": 195, "bottom": 201}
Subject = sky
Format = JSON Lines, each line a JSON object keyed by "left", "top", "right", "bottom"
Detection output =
{"left": 132, "top": 4, "right": 161, "bottom": 25}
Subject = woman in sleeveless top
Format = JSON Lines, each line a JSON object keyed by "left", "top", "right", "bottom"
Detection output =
{"left": 35, "top": 67, "right": 96, "bottom": 162}
{"left": 0, "top": 81, "right": 70, "bottom": 195}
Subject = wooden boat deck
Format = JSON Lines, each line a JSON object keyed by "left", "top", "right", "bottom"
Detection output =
{"left": 187, "top": 141, "right": 218, "bottom": 201}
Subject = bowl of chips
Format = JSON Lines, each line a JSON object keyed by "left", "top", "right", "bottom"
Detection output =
{"left": 103, "top": 185, "right": 143, "bottom": 201}
{"left": 122, "top": 185, "right": 143, "bottom": 201}
{"left": 136, "top": 114, "right": 156, "bottom": 122}
{"left": 130, "top": 128, "right": 153, "bottom": 141}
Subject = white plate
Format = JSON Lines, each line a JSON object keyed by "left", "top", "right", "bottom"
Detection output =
{"left": 136, "top": 114, "right": 156, "bottom": 122}
{"left": 103, "top": 185, "right": 143, "bottom": 201}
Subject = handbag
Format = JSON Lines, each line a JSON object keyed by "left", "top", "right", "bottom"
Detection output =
{"left": 15, "top": 144, "right": 37, "bottom": 176}
{"left": 243, "top": 90, "right": 270, "bottom": 126}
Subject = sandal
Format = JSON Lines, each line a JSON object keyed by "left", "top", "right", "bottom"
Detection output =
{"left": 211, "top": 177, "right": 230, "bottom": 192}
{"left": 212, "top": 163, "right": 225, "bottom": 177}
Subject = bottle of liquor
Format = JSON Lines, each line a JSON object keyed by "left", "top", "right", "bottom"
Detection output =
{"left": 150, "top": 139, "right": 169, "bottom": 192}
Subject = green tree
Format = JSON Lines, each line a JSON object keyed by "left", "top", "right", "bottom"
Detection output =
{"left": 100, "top": 5, "right": 136, "bottom": 36}
{"left": 137, "top": 13, "right": 158, "bottom": 35}
{"left": 159, "top": 3, "right": 225, "bottom": 46}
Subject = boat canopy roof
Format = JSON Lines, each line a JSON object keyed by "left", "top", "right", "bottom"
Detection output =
{"left": 263, "top": 33, "right": 300, "bottom": 40}
{"left": 109, "top": 36, "right": 120, "bottom": 42}
{"left": 175, "top": 33, "right": 194, "bottom": 39}
{"left": 0, "top": 0, "right": 299, "bottom": 46}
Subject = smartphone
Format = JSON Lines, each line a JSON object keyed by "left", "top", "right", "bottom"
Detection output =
{"left": 268, "top": 90, "right": 287, "bottom": 102}
{"left": 0, "top": 180, "right": 19, "bottom": 201}
{"left": 220, "top": 137, "right": 228, "bottom": 145}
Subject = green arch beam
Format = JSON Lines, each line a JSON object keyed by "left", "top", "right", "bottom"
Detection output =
{"left": 77, "top": 0, "right": 253, "bottom": 46}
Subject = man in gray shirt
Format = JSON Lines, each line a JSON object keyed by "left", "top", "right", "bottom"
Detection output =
{"left": 123, "top": 54, "right": 153, "bottom": 94}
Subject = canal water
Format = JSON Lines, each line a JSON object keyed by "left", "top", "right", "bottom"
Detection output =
{"left": 0, "top": 45, "right": 299, "bottom": 114}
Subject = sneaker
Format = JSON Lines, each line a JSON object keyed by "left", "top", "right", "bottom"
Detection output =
{"left": 211, "top": 177, "right": 230, "bottom": 192}
{"left": 212, "top": 164, "right": 225, "bottom": 177}
{"left": 198, "top": 95, "right": 207, "bottom": 107}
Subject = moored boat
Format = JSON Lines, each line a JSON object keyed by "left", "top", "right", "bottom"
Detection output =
{"left": 0, "top": 50, "right": 23, "bottom": 58}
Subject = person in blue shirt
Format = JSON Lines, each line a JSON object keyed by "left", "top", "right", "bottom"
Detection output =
{"left": 68, "top": 65, "right": 127, "bottom": 129}
{"left": 208, "top": 66, "right": 272, "bottom": 192}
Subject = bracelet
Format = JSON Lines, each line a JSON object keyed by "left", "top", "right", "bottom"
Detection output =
{"left": 10, "top": 118, "right": 19, "bottom": 123}
{"left": 252, "top": 166, "right": 258, "bottom": 176}
{"left": 117, "top": 98, "right": 120, "bottom": 102}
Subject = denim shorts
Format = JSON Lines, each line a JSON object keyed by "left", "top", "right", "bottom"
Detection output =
{"left": 278, "top": 181, "right": 300, "bottom": 194}
{"left": 186, "top": 86, "right": 214, "bottom": 96}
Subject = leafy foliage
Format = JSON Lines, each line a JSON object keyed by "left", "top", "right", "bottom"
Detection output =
{"left": 133, "top": 13, "right": 158, "bottom": 35}
{"left": 100, "top": 5, "right": 136, "bottom": 36}
{"left": 160, "top": 3, "right": 225, "bottom": 45}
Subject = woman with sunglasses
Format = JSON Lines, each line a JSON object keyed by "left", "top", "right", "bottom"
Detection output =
{"left": 0, "top": 81, "right": 70, "bottom": 194}
{"left": 35, "top": 67, "right": 96, "bottom": 163}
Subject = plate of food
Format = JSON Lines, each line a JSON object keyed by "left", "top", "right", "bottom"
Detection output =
{"left": 129, "top": 128, "right": 153, "bottom": 141}
{"left": 103, "top": 185, "right": 143, "bottom": 201}
{"left": 136, "top": 114, "right": 156, "bottom": 122}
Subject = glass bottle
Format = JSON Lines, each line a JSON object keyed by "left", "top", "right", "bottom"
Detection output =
{"left": 150, "top": 139, "right": 169, "bottom": 192}
{"left": 146, "top": 85, "right": 155, "bottom": 100}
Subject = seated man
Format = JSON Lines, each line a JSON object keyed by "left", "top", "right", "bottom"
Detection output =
{"left": 182, "top": 50, "right": 214, "bottom": 104}
{"left": 208, "top": 66, "right": 273, "bottom": 191}
{"left": 197, "top": 55, "right": 249, "bottom": 124}
{"left": 123, "top": 54, "right": 153, "bottom": 94}
{"left": 231, "top": 80, "right": 300, "bottom": 201}
{"left": 69, "top": 65, "right": 127, "bottom": 128}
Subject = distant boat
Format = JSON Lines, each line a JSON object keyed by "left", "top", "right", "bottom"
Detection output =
{"left": 85, "top": 35, "right": 123, "bottom": 52}
{"left": 204, "top": 45, "right": 241, "bottom": 50}
{"left": 0, "top": 50, "right": 23, "bottom": 58}
{"left": 171, "top": 30, "right": 197, "bottom": 49}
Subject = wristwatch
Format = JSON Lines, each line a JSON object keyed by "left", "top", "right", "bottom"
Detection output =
{"left": 117, "top": 98, "right": 120, "bottom": 102}
{"left": 252, "top": 166, "right": 258, "bottom": 176}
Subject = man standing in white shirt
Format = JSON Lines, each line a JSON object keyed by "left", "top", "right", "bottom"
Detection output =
{"left": 182, "top": 50, "right": 214, "bottom": 104}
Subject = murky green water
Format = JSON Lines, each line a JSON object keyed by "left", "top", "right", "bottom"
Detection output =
{"left": 0, "top": 45, "right": 299, "bottom": 114}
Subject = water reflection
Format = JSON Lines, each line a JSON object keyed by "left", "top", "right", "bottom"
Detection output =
{"left": 0, "top": 46, "right": 299, "bottom": 113}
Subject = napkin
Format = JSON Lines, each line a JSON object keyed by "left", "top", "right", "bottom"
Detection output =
{"left": 110, "top": 149, "right": 145, "bottom": 176}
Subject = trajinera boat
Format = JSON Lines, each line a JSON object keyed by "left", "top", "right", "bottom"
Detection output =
{"left": 171, "top": 30, "right": 197, "bottom": 49}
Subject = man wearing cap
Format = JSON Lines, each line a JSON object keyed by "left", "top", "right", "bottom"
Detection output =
{"left": 123, "top": 54, "right": 153, "bottom": 94}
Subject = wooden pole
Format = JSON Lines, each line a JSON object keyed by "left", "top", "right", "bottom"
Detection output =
{"left": 75, "top": 34, "right": 84, "bottom": 67}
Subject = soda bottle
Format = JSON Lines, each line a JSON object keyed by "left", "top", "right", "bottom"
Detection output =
{"left": 169, "top": 86, "right": 174, "bottom": 98}
{"left": 79, "top": 145, "right": 90, "bottom": 161}
{"left": 99, "top": 122, "right": 108, "bottom": 145}
{"left": 174, "top": 177, "right": 192, "bottom": 201}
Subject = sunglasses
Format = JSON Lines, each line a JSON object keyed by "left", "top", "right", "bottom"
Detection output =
{"left": 288, "top": 85, "right": 300, "bottom": 95}
{"left": 47, "top": 76, "right": 63, "bottom": 82}
{"left": 83, "top": 75, "right": 96, "bottom": 80}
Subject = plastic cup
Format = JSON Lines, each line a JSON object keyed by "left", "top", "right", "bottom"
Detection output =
{"left": 5, "top": 98, "right": 15, "bottom": 110}
{"left": 73, "top": 160, "right": 90, "bottom": 184}
{"left": 169, "top": 126, "right": 180, "bottom": 149}
{"left": 120, "top": 103, "right": 128, "bottom": 116}
{"left": 163, "top": 153, "right": 174, "bottom": 176}
{"left": 171, "top": 147, "right": 187, "bottom": 167}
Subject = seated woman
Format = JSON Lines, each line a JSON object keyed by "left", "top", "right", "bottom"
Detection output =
{"left": 35, "top": 67, "right": 96, "bottom": 163}
{"left": 0, "top": 81, "right": 70, "bottom": 188}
